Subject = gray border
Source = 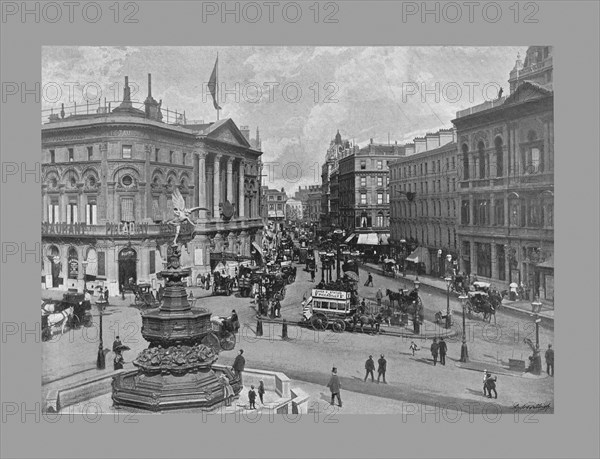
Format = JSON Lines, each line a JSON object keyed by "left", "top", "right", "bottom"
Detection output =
{"left": 1, "top": 1, "right": 599, "bottom": 458}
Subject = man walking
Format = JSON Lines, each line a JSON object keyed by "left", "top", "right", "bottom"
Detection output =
{"left": 326, "top": 367, "right": 342, "bottom": 407}
{"left": 376, "top": 288, "right": 383, "bottom": 307}
{"left": 365, "top": 273, "right": 374, "bottom": 287}
{"left": 438, "top": 337, "right": 447, "bottom": 365}
{"left": 545, "top": 344, "right": 554, "bottom": 376}
{"left": 377, "top": 354, "right": 387, "bottom": 384}
{"left": 484, "top": 371, "right": 498, "bottom": 399}
{"left": 430, "top": 338, "right": 439, "bottom": 366}
{"left": 364, "top": 355, "right": 375, "bottom": 382}
{"left": 232, "top": 349, "right": 246, "bottom": 386}
{"left": 112, "top": 335, "right": 122, "bottom": 353}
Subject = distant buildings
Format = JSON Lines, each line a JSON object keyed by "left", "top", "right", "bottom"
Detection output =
{"left": 285, "top": 198, "right": 303, "bottom": 222}
{"left": 261, "top": 186, "right": 288, "bottom": 222}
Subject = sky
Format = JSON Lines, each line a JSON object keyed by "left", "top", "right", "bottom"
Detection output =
{"left": 42, "top": 46, "right": 527, "bottom": 193}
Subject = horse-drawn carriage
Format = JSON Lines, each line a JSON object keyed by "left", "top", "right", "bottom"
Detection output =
{"left": 301, "top": 288, "right": 357, "bottom": 332}
{"left": 41, "top": 292, "right": 93, "bottom": 341}
{"left": 130, "top": 282, "right": 159, "bottom": 308}
{"left": 280, "top": 261, "right": 297, "bottom": 284}
{"left": 202, "top": 315, "right": 238, "bottom": 351}
{"left": 237, "top": 265, "right": 261, "bottom": 297}
{"left": 385, "top": 288, "right": 424, "bottom": 326}
{"left": 466, "top": 281, "right": 500, "bottom": 322}
{"left": 382, "top": 259, "right": 397, "bottom": 277}
{"left": 212, "top": 271, "right": 235, "bottom": 296}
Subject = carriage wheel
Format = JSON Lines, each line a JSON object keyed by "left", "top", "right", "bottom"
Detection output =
{"left": 201, "top": 332, "right": 221, "bottom": 352}
{"left": 332, "top": 319, "right": 346, "bottom": 333}
{"left": 310, "top": 313, "right": 328, "bottom": 331}
{"left": 220, "top": 331, "right": 236, "bottom": 351}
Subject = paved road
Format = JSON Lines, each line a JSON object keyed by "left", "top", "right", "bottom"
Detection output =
{"left": 42, "top": 261, "right": 554, "bottom": 413}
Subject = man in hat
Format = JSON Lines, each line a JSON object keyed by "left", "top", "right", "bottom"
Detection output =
{"left": 376, "top": 288, "right": 383, "bottom": 307}
{"left": 232, "top": 349, "right": 246, "bottom": 386}
{"left": 545, "top": 344, "right": 554, "bottom": 376}
{"left": 112, "top": 335, "right": 122, "bottom": 353}
{"left": 364, "top": 355, "right": 375, "bottom": 382}
{"left": 484, "top": 371, "right": 497, "bottom": 399}
{"left": 326, "top": 367, "right": 342, "bottom": 407}
{"left": 430, "top": 338, "right": 439, "bottom": 366}
{"left": 438, "top": 337, "right": 448, "bottom": 365}
{"left": 483, "top": 369, "right": 488, "bottom": 395}
{"left": 377, "top": 354, "right": 387, "bottom": 384}
{"left": 230, "top": 309, "right": 240, "bottom": 333}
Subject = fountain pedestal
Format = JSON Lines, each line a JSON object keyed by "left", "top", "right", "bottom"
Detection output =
{"left": 112, "top": 244, "right": 241, "bottom": 411}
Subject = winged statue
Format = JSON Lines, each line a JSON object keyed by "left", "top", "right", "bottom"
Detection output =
{"left": 166, "top": 187, "right": 208, "bottom": 244}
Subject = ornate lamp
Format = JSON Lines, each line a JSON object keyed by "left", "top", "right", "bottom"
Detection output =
{"left": 458, "top": 293, "right": 469, "bottom": 362}
{"left": 444, "top": 276, "right": 453, "bottom": 329}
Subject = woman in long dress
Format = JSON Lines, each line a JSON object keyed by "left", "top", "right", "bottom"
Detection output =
{"left": 220, "top": 374, "right": 234, "bottom": 406}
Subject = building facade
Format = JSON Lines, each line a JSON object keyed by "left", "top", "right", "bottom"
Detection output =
{"left": 389, "top": 129, "right": 458, "bottom": 275}
{"left": 42, "top": 75, "right": 263, "bottom": 294}
{"left": 306, "top": 186, "right": 322, "bottom": 225}
{"left": 339, "top": 139, "right": 404, "bottom": 255}
{"left": 285, "top": 197, "right": 303, "bottom": 222}
{"left": 262, "top": 186, "right": 288, "bottom": 221}
{"left": 452, "top": 46, "right": 554, "bottom": 302}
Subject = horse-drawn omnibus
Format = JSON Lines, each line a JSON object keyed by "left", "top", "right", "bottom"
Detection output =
{"left": 301, "top": 288, "right": 356, "bottom": 332}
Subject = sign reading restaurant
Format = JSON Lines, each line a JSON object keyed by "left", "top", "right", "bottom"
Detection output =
{"left": 311, "top": 289, "right": 350, "bottom": 300}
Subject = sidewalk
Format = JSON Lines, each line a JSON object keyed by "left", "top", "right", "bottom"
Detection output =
{"left": 362, "top": 263, "right": 554, "bottom": 321}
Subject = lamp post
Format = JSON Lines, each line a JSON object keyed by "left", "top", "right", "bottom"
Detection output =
{"left": 444, "top": 276, "right": 452, "bottom": 329}
{"left": 530, "top": 298, "right": 543, "bottom": 375}
{"left": 459, "top": 293, "right": 469, "bottom": 362}
{"left": 96, "top": 299, "right": 105, "bottom": 369}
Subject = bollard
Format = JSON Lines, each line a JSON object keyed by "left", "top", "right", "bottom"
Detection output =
{"left": 256, "top": 319, "right": 263, "bottom": 337}
{"left": 282, "top": 319, "right": 288, "bottom": 339}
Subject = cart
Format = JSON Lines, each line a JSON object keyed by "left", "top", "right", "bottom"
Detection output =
{"left": 132, "top": 283, "right": 159, "bottom": 308}
{"left": 301, "top": 288, "right": 356, "bottom": 333}
{"left": 201, "top": 316, "right": 237, "bottom": 351}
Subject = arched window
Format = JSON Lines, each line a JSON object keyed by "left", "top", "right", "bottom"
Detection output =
{"left": 495, "top": 137, "right": 503, "bottom": 177}
{"left": 462, "top": 144, "right": 469, "bottom": 180}
{"left": 478, "top": 141, "right": 486, "bottom": 179}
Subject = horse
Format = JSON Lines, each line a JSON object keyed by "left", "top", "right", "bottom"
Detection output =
{"left": 356, "top": 313, "right": 380, "bottom": 334}
{"left": 41, "top": 302, "right": 58, "bottom": 315}
{"left": 45, "top": 306, "right": 74, "bottom": 335}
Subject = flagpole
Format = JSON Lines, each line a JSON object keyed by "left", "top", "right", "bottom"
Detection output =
{"left": 216, "top": 53, "right": 220, "bottom": 121}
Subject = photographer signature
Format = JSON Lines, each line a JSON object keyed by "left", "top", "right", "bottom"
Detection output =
{"left": 513, "top": 402, "right": 552, "bottom": 412}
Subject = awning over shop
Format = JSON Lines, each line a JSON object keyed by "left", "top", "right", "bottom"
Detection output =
{"left": 378, "top": 233, "right": 390, "bottom": 245}
{"left": 251, "top": 242, "right": 265, "bottom": 265}
{"left": 357, "top": 233, "right": 379, "bottom": 245}
{"left": 406, "top": 246, "right": 430, "bottom": 264}
{"left": 345, "top": 233, "right": 356, "bottom": 243}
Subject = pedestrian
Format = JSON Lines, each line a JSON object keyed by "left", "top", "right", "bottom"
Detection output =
{"left": 365, "top": 273, "right": 374, "bottom": 287}
{"left": 409, "top": 341, "right": 420, "bottom": 356}
{"left": 326, "top": 367, "right": 342, "bottom": 407}
{"left": 438, "top": 337, "right": 447, "bottom": 366}
{"left": 112, "top": 335, "right": 122, "bottom": 353}
{"left": 230, "top": 309, "right": 240, "bottom": 332}
{"left": 483, "top": 369, "right": 488, "bottom": 395}
{"left": 104, "top": 287, "right": 110, "bottom": 305}
{"left": 258, "top": 380, "right": 265, "bottom": 404}
{"left": 376, "top": 288, "right": 383, "bottom": 307}
{"left": 113, "top": 350, "right": 124, "bottom": 370}
{"left": 359, "top": 298, "right": 366, "bottom": 315}
{"left": 232, "top": 349, "right": 246, "bottom": 386}
{"left": 484, "top": 371, "right": 498, "bottom": 399}
{"left": 377, "top": 354, "right": 387, "bottom": 384}
{"left": 430, "top": 338, "right": 439, "bottom": 366}
{"left": 364, "top": 355, "right": 375, "bottom": 382}
{"left": 206, "top": 273, "right": 211, "bottom": 290}
{"left": 248, "top": 385, "right": 257, "bottom": 409}
{"left": 545, "top": 344, "right": 554, "bottom": 376}
{"left": 219, "top": 374, "right": 234, "bottom": 406}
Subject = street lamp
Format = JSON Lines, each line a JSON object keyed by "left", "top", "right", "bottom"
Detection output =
{"left": 82, "top": 260, "right": 88, "bottom": 293}
{"left": 458, "top": 293, "right": 469, "bottom": 362}
{"left": 444, "top": 276, "right": 453, "bottom": 329}
{"left": 530, "top": 298, "right": 543, "bottom": 375}
{"left": 96, "top": 299, "right": 106, "bottom": 369}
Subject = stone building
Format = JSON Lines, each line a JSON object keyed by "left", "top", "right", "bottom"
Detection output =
{"left": 338, "top": 139, "right": 404, "bottom": 257}
{"left": 295, "top": 185, "right": 322, "bottom": 224}
{"left": 41, "top": 74, "right": 264, "bottom": 294}
{"left": 452, "top": 46, "right": 554, "bottom": 302}
{"left": 389, "top": 129, "right": 458, "bottom": 275}
{"left": 262, "top": 186, "right": 288, "bottom": 222}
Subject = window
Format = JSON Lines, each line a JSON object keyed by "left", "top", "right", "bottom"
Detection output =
{"left": 476, "top": 243, "right": 492, "bottom": 278}
{"left": 478, "top": 142, "right": 486, "bottom": 179}
{"left": 269, "top": 204, "right": 274, "bottom": 211}
{"left": 420, "top": 164, "right": 423, "bottom": 176}
{"left": 360, "top": 176, "right": 366, "bottom": 187}
{"left": 122, "top": 145, "right": 132, "bottom": 159}
{"left": 85, "top": 201, "right": 97, "bottom": 225}
{"left": 377, "top": 193, "right": 383, "bottom": 205}
{"left": 122, "top": 175, "right": 133, "bottom": 187}
{"left": 360, "top": 193, "right": 367, "bottom": 205}
{"left": 120, "top": 197, "right": 134, "bottom": 222}
{"left": 48, "top": 200, "right": 59, "bottom": 224}
{"left": 461, "top": 200, "right": 470, "bottom": 225}
{"left": 446, "top": 178, "right": 450, "bottom": 192}
{"left": 437, "top": 160, "right": 441, "bottom": 174}
{"left": 475, "top": 200, "right": 490, "bottom": 226}
{"left": 462, "top": 144, "right": 469, "bottom": 180}
{"left": 495, "top": 137, "right": 503, "bottom": 177}
{"left": 452, "top": 156, "right": 456, "bottom": 169}
{"left": 152, "top": 197, "right": 161, "bottom": 222}
{"left": 87, "top": 146, "right": 93, "bottom": 160}
{"left": 67, "top": 202, "right": 78, "bottom": 224}
{"left": 169, "top": 151, "right": 174, "bottom": 163}
{"left": 149, "top": 250, "right": 156, "bottom": 274}
{"left": 68, "top": 148, "right": 74, "bottom": 162}
{"left": 494, "top": 200, "right": 504, "bottom": 226}
{"left": 277, "top": 196, "right": 282, "bottom": 201}
{"left": 453, "top": 200, "right": 457, "bottom": 217}
{"left": 386, "top": 193, "right": 390, "bottom": 204}
{"left": 277, "top": 203, "right": 283, "bottom": 210}
{"left": 386, "top": 176, "right": 389, "bottom": 186}
{"left": 446, "top": 200, "right": 450, "bottom": 216}
{"left": 360, "top": 160, "right": 366, "bottom": 170}
{"left": 50, "top": 150, "right": 55, "bottom": 163}
{"left": 446, "top": 158, "right": 449, "bottom": 171}
{"left": 425, "top": 163, "right": 428, "bottom": 175}
{"left": 376, "top": 212, "right": 384, "bottom": 227}
{"left": 377, "top": 176, "right": 383, "bottom": 187}
{"left": 183, "top": 152, "right": 187, "bottom": 165}
{"left": 377, "top": 160, "right": 383, "bottom": 170}
{"left": 97, "top": 251, "right": 106, "bottom": 277}
{"left": 155, "top": 148, "right": 159, "bottom": 162}
{"left": 452, "top": 178, "right": 456, "bottom": 191}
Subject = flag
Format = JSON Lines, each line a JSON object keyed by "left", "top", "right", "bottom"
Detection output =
{"left": 208, "top": 57, "right": 221, "bottom": 110}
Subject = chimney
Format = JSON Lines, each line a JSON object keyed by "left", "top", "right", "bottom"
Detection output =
{"left": 240, "top": 125, "right": 250, "bottom": 142}
{"left": 425, "top": 133, "right": 440, "bottom": 151}
{"left": 438, "top": 129, "right": 455, "bottom": 147}
{"left": 147, "top": 73, "right": 152, "bottom": 97}
{"left": 414, "top": 137, "right": 426, "bottom": 154}
{"left": 144, "top": 73, "right": 161, "bottom": 121}
{"left": 405, "top": 143, "right": 415, "bottom": 156}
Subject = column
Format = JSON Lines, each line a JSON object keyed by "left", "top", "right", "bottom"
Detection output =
{"left": 77, "top": 246, "right": 85, "bottom": 292}
{"left": 491, "top": 242, "right": 498, "bottom": 281}
{"left": 469, "top": 194, "right": 475, "bottom": 226}
{"left": 213, "top": 155, "right": 221, "bottom": 219}
{"left": 107, "top": 183, "right": 116, "bottom": 222}
{"left": 197, "top": 152, "right": 208, "bottom": 219}
{"left": 60, "top": 189, "right": 66, "bottom": 223}
{"left": 238, "top": 161, "right": 245, "bottom": 218}
{"left": 226, "top": 157, "right": 233, "bottom": 203}
{"left": 42, "top": 190, "right": 49, "bottom": 221}
{"left": 470, "top": 240, "right": 477, "bottom": 275}
{"left": 542, "top": 118, "right": 550, "bottom": 173}
{"left": 490, "top": 194, "right": 495, "bottom": 226}
{"left": 504, "top": 193, "right": 509, "bottom": 229}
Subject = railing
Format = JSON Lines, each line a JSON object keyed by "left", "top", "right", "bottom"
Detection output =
{"left": 42, "top": 100, "right": 203, "bottom": 126}
{"left": 456, "top": 96, "right": 507, "bottom": 118}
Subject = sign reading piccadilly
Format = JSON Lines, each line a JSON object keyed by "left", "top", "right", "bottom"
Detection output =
{"left": 311, "top": 289, "right": 349, "bottom": 300}
{"left": 106, "top": 222, "right": 149, "bottom": 236}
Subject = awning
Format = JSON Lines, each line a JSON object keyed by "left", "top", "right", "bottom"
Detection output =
{"left": 344, "top": 233, "right": 356, "bottom": 243}
{"left": 406, "top": 246, "right": 430, "bottom": 263}
{"left": 378, "top": 233, "right": 390, "bottom": 245}
{"left": 357, "top": 233, "right": 379, "bottom": 245}
{"left": 251, "top": 242, "right": 265, "bottom": 265}
{"left": 357, "top": 234, "right": 369, "bottom": 245}
{"left": 536, "top": 256, "right": 554, "bottom": 269}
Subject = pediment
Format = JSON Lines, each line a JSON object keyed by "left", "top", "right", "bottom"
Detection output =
{"left": 205, "top": 119, "right": 251, "bottom": 148}
{"left": 504, "top": 81, "right": 552, "bottom": 105}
